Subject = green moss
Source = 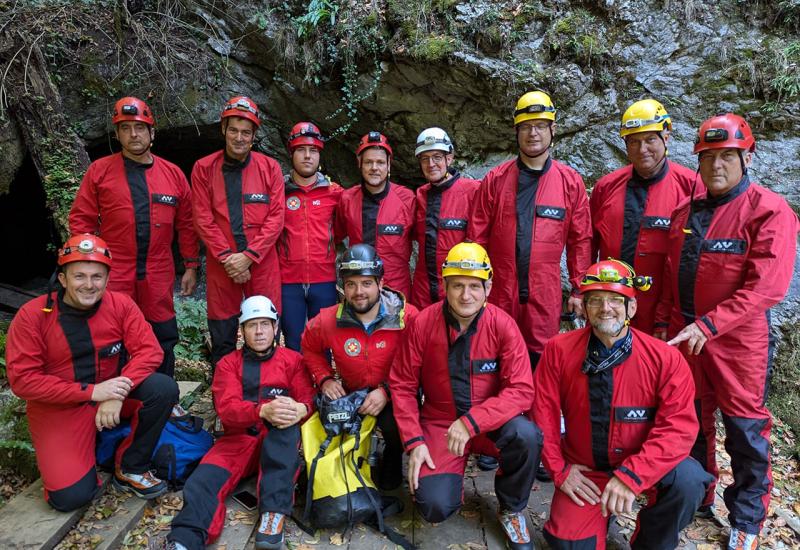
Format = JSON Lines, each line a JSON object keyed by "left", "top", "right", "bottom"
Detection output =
{"left": 547, "top": 9, "right": 608, "bottom": 67}
{"left": 769, "top": 320, "right": 800, "bottom": 458}
{"left": 410, "top": 34, "right": 456, "bottom": 62}
{"left": 40, "top": 138, "right": 82, "bottom": 234}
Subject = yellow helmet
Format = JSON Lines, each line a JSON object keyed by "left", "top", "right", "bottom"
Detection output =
{"left": 620, "top": 99, "right": 671, "bottom": 138}
{"left": 442, "top": 242, "right": 493, "bottom": 280}
{"left": 514, "top": 91, "right": 556, "bottom": 125}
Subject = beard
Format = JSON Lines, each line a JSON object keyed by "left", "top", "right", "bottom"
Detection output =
{"left": 590, "top": 317, "right": 626, "bottom": 337}
{"left": 349, "top": 294, "right": 380, "bottom": 314}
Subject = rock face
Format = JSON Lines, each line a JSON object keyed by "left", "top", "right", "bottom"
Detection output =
{"left": 1, "top": 0, "right": 798, "bottom": 323}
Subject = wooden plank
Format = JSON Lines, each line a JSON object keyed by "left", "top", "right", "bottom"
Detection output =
{"left": 209, "top": 478, "right": 258, "bottom": 550}
{"left": 0, "top": 283, "right": 40, "bottom": 311}
{"left": 71, "top": 489, "right": 148, "bottom": 550}
{"left": 0, "top": 475, "right": 108, "bottom": 550}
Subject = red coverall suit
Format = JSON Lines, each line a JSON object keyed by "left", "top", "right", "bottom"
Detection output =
{"left": 335, "top": 182, "right": 415, "bottom": 298}
{"left": 655, "top": 176, "right": 800, "bottom": 535}
{"left": 390, "top": 302, "right": 541, "bottom": 522}
{"left": 6, "top": 291, "right": 178, "bottom": 511}
{"left": 192, "top": 150, "right": 285, "bottom": 364}
{"left": 410, "top": 173, "right": 480, "bottom": 309}
{"left": 169, "top": 346, "right": 314, "bottom": 549}
{"left": 278, "top": 172, "right": 343, "bottom": 351}
{"left": 468, "top": 157, "right": 592, "bottom": 365}
{"left": 589, "top": 160, "right": 696, "bottom": 333}
{"left": 532, "top": 327, "right": 711, "bottom": 549}
{"left": 301, "top": 288, "right": 417, "bottom": 481}
{"left": 70, "top": 153, "right": 199, "bottom": 377}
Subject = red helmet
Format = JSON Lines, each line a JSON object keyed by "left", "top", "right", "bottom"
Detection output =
{"left": 356, "top": 131, "right": 392, "bottom": 157}
{"left": 580, "top": 259, "right": 651, "bottom": 298}
{"left": 58, "top": 234, "right": 112, "bottom": 268}
{"left": 694, "top": 113, "right": 755, "bottom": 154}
{"left": 112, "top": 97, "right": 154, "bottom": 126}
{"left": 221, "top": 96, "right": 260, "bottom": 127}
{"left": 288, "top": 122, "right": 324, "bottom": 152}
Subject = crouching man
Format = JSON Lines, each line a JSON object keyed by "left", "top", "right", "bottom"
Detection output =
{"left": 6, "top": 234, "right": 178, "bottom": 510}
{"left": 168, "top": 296, "right": 314, "bottom": 550}
{"left": 390, "top": 242, "right": 542, "bottom": 550}
{"left": 532, "top": 259, "right": 712, "bottom": 549}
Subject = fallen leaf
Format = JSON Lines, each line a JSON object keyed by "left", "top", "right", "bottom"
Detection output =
{"left": 330, "top": 532, "right": 345, "bottom": 545}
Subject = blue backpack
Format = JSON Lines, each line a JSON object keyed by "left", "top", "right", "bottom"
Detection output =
{"left": 96, "top": 414, "right": 214, "bottom": 488}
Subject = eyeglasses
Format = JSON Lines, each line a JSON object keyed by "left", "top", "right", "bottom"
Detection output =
{"left": 419, "top": 154, "right": 446, "bottom": 165}
{"left": 517, "top": 122, "right": 551, "bottom": 134}
{"left": 585, "top": 295, "right": 627, "bottom": 309}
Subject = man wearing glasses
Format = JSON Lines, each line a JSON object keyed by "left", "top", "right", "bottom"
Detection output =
{"left": 336, "top": 132, "right": 415, "bottom": 298}
{"left": 532, "top": 259, "right": 711, "bottom": 549}
{"left": 409, "top": 127, "right": 480, "bottom": 309}
{"left": 192, "top": 96, "right": 285, "bottom": 365}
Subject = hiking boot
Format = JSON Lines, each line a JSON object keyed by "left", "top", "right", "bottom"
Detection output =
{"left": 535, "top": 462, "right": 551, "bottom": 482}
{"left": 113, "top": 468, "right": 168, "bottom": 499}
{"left": 477, "top": 455, "right": 499, "bottom": 471}
{"left": 696, "top": 504, "right": 716, "bottom": 519}
{"left": 255, "top": 511, "right": 285, "bottom": 549}
{"left": 728, "top": 528, "right": 759, "bottom": 550}
{"left": 498, "top": 510, "right": 534, "bottom": 550}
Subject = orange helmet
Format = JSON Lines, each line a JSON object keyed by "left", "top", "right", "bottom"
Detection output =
{"left": 58, "top": 234, "right": 112, "bottom": 268}
{"left": 356, "top": 131, "right": 392, "bottom": 157}
{"left": 694, "top": 113, "right": 755, "bottom": 154}
{"left": 288, "top": 122, "right": 324, "bottom": 152}
{"left": 221, "top": 96, "right": 260, "bottom": 127}
{"left": 112, "top": 97, "right": 154, "bottom": 126}
{"left": 580, "top": 259, "right": 651, "bottom": 298}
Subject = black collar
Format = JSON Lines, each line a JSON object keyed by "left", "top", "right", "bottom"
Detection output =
{"left": 516, "top": 156, "right": 552, "bottom": 177}
{"left": 57, "top": 288, "right": 102, "bottom": 319}
{"left": 429, "top": 169, "right": 460, "bottom": 193}
{"left": 630, "top": 158, "right": 669, "bottom": 187}
{"left": 223, "top": 151, "right": 251, "bottom": 171}
{"left": 695, "top": 175, "right": 750, "bottom": 210}
{"left": 242, "top": 344, "right": 276, "bottom": 362}
{"left": 362, "top": 180, "right": 391, "bottom": 203}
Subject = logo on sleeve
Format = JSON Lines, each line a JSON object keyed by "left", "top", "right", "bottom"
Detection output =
{"left": 261, "top": 386, "right": 289, "bottom": 399}
{"left": 535, "top": 205, "right": 566, "bottom": 220}
{"left": 378, "top": 224, "right": 404, "bottom": 235}
{"left": 614, "top": 407, "right": 657, "bottom": 423}
{"left": 286, "top": 196, "right": 301, "bottom": 211}
{"left": 152, "top": 194, "right": 178, "bottom": 206}
{"left": 643, "top": 216, "right": 671, "bottom": 230}
{"left": 244, "top": 193, "right": 270, "bottom": 204}
{"left": 439, "top": 218, "right": 468, "bottom": 230}
{"left": 472, "top": 358, "right": 499, "bottom": 374}
{"left": 701, "top": 239, "right": 747, "bottom": 254}
{"left": 344, "top": 338, "right": 362, "bottom": 357}
{"left": 99, "top": 341, "right": 125, "bottom": 358}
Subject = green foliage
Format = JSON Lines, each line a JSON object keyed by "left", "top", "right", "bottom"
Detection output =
{"left": 726, "top": 38, "right": 800, "bottom": 109}
{"left": 0, "top": 397, "right": 38, "bottom": 481}
{"left": 769, "top": 321, "right": 800, "bottom": 457}
{"left": 40, "top": 137, "right": 81, "bottom": 233}
{"left": 174, "top": 297, "right": 209, "bottom": 362}
{"left": 295, "top": 0, "right": 339, "bottom": 37}
{"left": 547, "top": 9, "right": 608, "bottom": 67}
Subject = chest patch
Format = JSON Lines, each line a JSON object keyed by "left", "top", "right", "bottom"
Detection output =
{"left": 286, "top": 196, "right": 301, "bottom": 211}
{"left": 261, "top": 386, "right": 289, "bottom": 400}
{"left": 151, "top": 193, "right": 178, "bottom": 206}
{"left": 642, "top": 216, "right": 671, "bottom": 230}
{"left": 244, "top": 193, "right": 270, "bottom": 204}
{"left": 535, "top": 205, "right": 566, "bottom": 220}
{"left": 702, "top": 239, "right": 747, "bottom": 254}
{"left": 344, "top": 338, "right": 362, "bottom": 357}
{"left": 472, "top": 358, "right": 499, "bottom": 374}
{"left": 614, "top": 407, "right": 657, "bottom": 423}
{"left": 378, "top": 224, "right": 404, "bottom": 236}
{"left": 439, "top": 218, "right": 467, "bottom": 230}
{"left": 98, "top": 341, "right": 124, "bottom": 358}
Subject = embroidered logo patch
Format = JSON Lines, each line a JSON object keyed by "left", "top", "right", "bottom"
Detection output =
{"left": 261, "top": 386, "right": 289, "bottom": 399}
{"left": 344, "top": 338, "right": 362, "bottom": 356}
{"left": 535, "top": 205, "right": 566, "bottom": 220}
{"left": 614, "top": 407, "right": 657, "bottom": 423}
{"left": 286, "top": 196, "right": 301, "bottom": 211}
{"left": 151, "top": 193, "right": 178, "bottom": 206}
{"left": 643, "top": 216, "right": 671, "bottom": 230}
{"left": 375, "top": 341, "right": 386, "bottom": 349}
{"left": 702, "top": 239, "right": 747, "bottom": 254}
{"left": 439, "top": 218, "right": 467, "bottom": 230}
{"left": 99, "top": 341, "right": 124, "bottom": 358}
{"left": 378, "top": 224, "right": 404, "bottom": 235}
{"left": 244, "top": 193, "right": 270, "bottom": 204}
{"left": 472, "top": 358, "right": 499, "bottom": 374}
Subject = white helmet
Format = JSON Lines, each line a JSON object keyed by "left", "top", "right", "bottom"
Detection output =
{"left": 239, "top": 295, "right": 278, "bottom": 325}
{"left": 415, "top": 127, "right": 454, "bottom": 157}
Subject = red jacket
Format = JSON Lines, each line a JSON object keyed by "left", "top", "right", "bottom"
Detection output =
{"left": 590, "top": 161, "right": 696, "bottom": 333}
{"left": 531, "top": 327, "right": 696, "bottom": 495}
{"left": 655, "top": 177, "right": 799, "bottom": 371}
{"left": 301, "top": 288, "right": 417, "bottom": 395}
{"left": 6, "top": 290, "right": 162, "bottom": 406}
{"left": 390, "top": 302, "right": 534, "bottom": 451}
{"left": 278, "top": 173, "right": 343, "bottom": 284}
{"left": 335, "top": 182, "right": 415, "bottom": 297}
{"left": 410, "top": 174, "right": 480, "bottom": 308}
{"left": 212, "top": 346, "right": 315, "bottom": 435}
{"left": 191, "top": 151, "right": 284, "bottom": 266}
{"left": 468, "top": 157, "right": 592, "bottom": 354}
{"left": 70, "top": 153, "right": 199, "bottom": 280}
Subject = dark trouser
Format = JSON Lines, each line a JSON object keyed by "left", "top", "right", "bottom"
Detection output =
{"left": 208, "top": 314, "right": 239, "bottom": 367}
{"left": 528, "top": 351, "right": 541, "bottom": 372}
{"left": 376, "top": 403, "right": 403, "bottom": 471}
{"left": 415, "top": 416, "right": 542, "bottom": 523}
{"left": 150, "top": 317, "right": 179, "bottom": 378}
{"left": 170, "top": 425, "right": 301, "bottom": 550}
{"left": 281, "top": 282, "right": 338, "bottom": 351}
{"left": 543, "top": 458, "right": 712, "bottom": 550}
{"left": 29, "top": 372, "right": 178, "bottom": 512}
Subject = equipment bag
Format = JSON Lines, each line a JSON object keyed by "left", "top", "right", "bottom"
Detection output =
{"left": 96, "top": 414, "right": 213, "bottom": 488}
